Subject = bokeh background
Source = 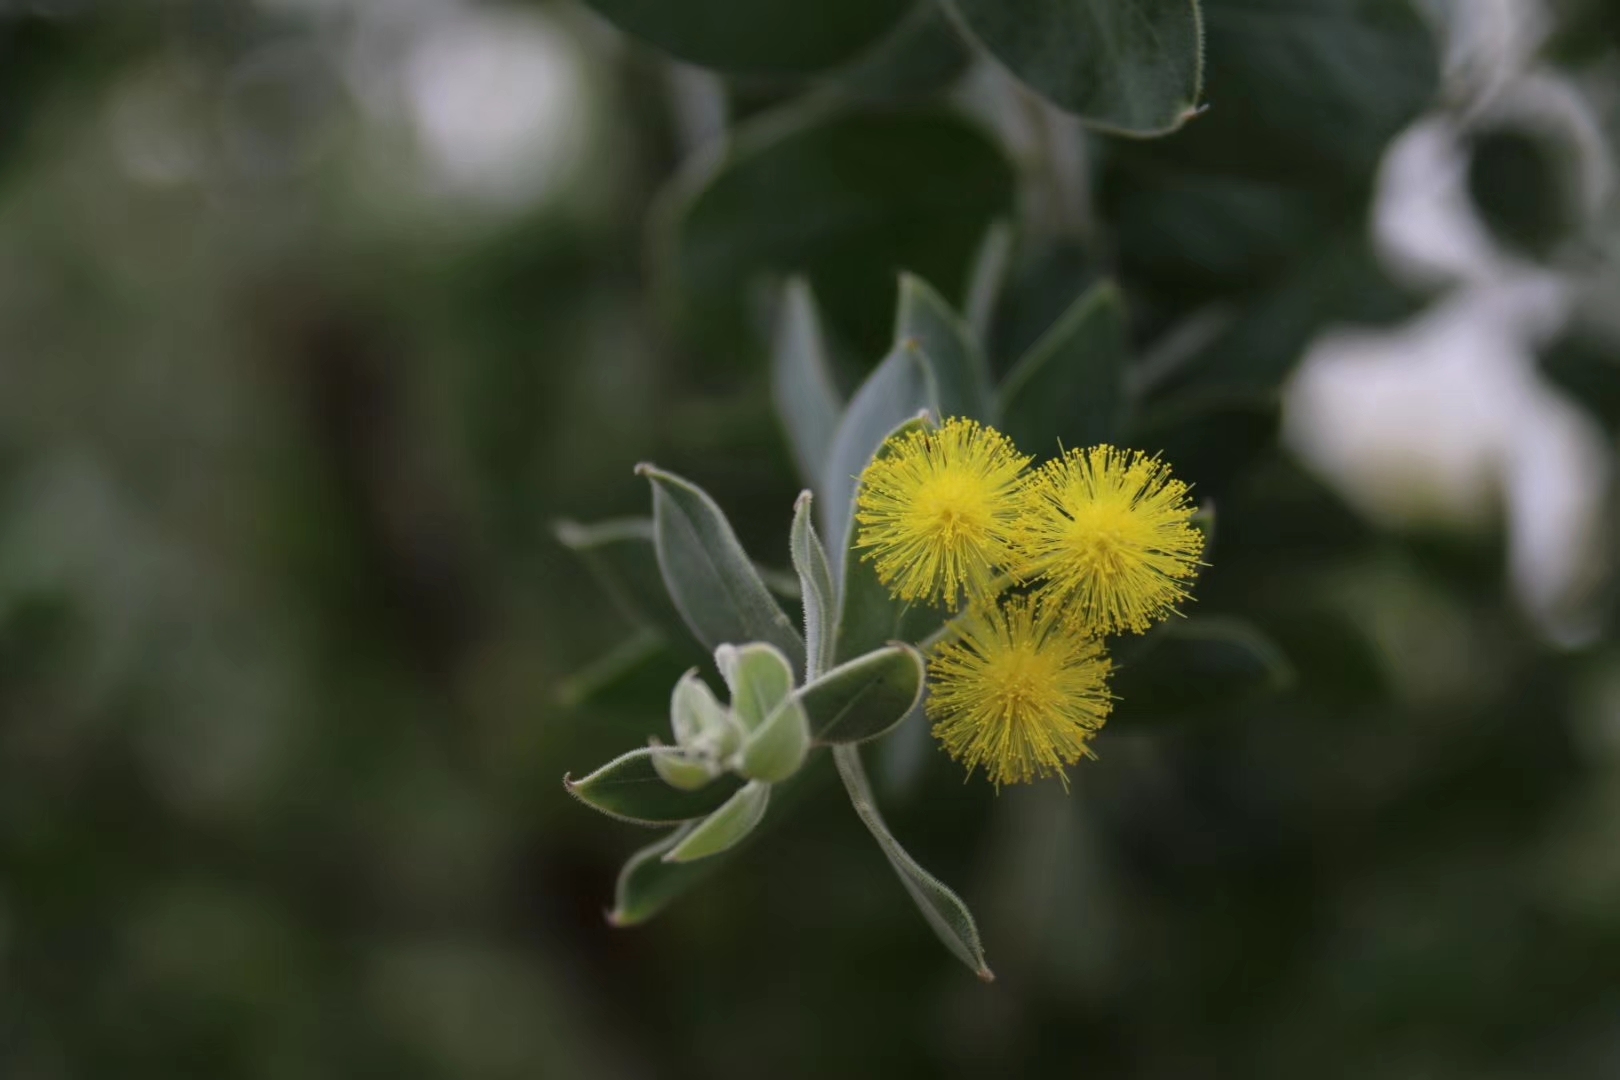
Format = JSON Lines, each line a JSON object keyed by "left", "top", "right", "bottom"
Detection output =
{"left": 3, "top": 0, "right": 1620, "bottom": 1076}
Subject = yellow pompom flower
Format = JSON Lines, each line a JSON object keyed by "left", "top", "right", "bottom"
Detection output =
{"left": 854, "top": 417, "right": 1032, "bottom": 607}
{"left": 927, "top": 594, "right": 1113, "bottom": 787}
{"left": 1019, "top": 445, "right": 1204, "bottom": 635}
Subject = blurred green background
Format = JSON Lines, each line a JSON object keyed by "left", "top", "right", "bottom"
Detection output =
{"left": 2, "top": 0, "right": 1620, "bottom": 1076}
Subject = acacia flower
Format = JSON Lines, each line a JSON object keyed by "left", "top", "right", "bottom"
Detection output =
{"left": 854, "top": 417, "right": 1032, "bottom": 607}
{"left": 1020, "top": 445, "right": 1204, "bottom": 635}
{"left": 927, "top": 594, "right": 1112, "bottom": 787}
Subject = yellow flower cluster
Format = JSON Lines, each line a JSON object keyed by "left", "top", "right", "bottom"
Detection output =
{"left": 854, "top": 417, "right": 1205, "bottom": 787}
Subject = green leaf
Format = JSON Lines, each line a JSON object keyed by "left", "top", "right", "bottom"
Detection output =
{"left": 1110, "top": 617, "right": 1293, "bottom": 725}
{"left": 833, "top": 745, "right": 993, "bottom": 980}
{"left": 639, "top": 465, "right": 805, "bottom": 672}
{"left": 608, "top": 824, "right": 706, "bottom": 927}
{"left": 831, "top": 416, "right": 947, "bottom": 665}
{"left": 820, "top": 343, "right": 940, "bottom": 572}
{"left": 944, "top": 0, "right": 1203, "bottom": 135}
{"left": 664, "top": 781, "right": 772, "bottom": 863}
{"left": 895, "top": 273, "right": 994, "bottom": 422}
{"left": 670, "top": 668, "right": 738, "bottom": 753}
{"left": 554, "top": 518, "right": 691, "bottom": 647}
{"left": 581, "top": 0, "right": 911, "bottom": 75}
{"left": 556, "top": 628, "right": 667, "bottom": 709}
{"left": 964, "top": 218, "right": 1015, "bottom": 348}
{"left": 772, "top": 280, "right": 845, "bottom": 488}
{"left": 564, "top": 748, "right": 747, "bottom": 826}
{"left": 998, "top": 280, "right": 1129, "bottom": 460}
{"left": 650, "top": 746, "right": 720, "bottom": 792}
{"left": 714, "top": 642, "right": 796, "bottom": 733}
{"left": 790, "top": 491, "right": 838, "bottom": 680}
{"left": 657, "top": 106, "right": 1017, "bottom": 353}
{"left": 802, "top": 644, "right": 926, "bottom": 745}
{"left": 739, "top": 697, "right": 812, "bottom": 783}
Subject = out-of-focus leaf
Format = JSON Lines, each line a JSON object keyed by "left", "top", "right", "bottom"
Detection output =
{"left": 1110, "top": 617, "right": 1293, "bottom": 725}
{"left": 988, "top": 239, "right": 1100, "bottom": 381}
{"left": 895, "top": 273, "right": 994, "bottom": 422}
{"left": 833, "top": 745, "right": 993, "bottom": 980}
{"left": 832, "top": 4, "right": 972, "bottom": 103}
{"left": 565, "top": 748, "right": 747, "bottom": 826}
{"left": 772, "top": 280, "right": 845, "bottom": 488}
{"left": 998, "top": 280, "right": 1128, "bottom": 459}
{"left": 657, "top": 106, "right": 1017, "bottom": 352}
{"left": 581, "top": 0, "right": 910, "bottom": 75}
{"left": 739, "top": 697, "right": 812, "bottom": 782}
{"left": 945, "top": 0, "right": 1203, "bottom": 135}
{"left": 820, "top": 343, "right": 939, "bottom": 564}
{"left": 802, "top": 644, "right": 926, "bottom": 745}
{"left": 555, "top": 629, "right": 667, "bottom": 709}
{"left": 790, "top": 491, "right": 838, "bottom": 679}
{"left": 830, "top": 416, "right": 948, "bottom": 664}
{"left": 714, "top": 642, "right": 796, "bottom": 732}
{"left": 554, "top": 518, "right": 689, "bottom": 646}
{"left": 664, "top": 781, "right": 772, "bottom": 863}
{"left": 639, "top": 465, "right": 805, "bottom": 672}
{"left": 1540, "top": 324, "right": 1620, "bottom": 436}
{"left": 964, "top": 218, "right": 1015, "bottom": 348}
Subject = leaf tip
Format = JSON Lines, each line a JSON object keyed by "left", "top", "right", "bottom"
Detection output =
{"left": 633, "top": 461, "right": 656, "bottom": 478}
{"left": 976, "top": 964, "right": 996, "bottom": 984}
{"left": 561, "top": 773, "right": 578, "bottom": 792}
{"left": 794, "top": 489, "right": 814, "bottom": 512}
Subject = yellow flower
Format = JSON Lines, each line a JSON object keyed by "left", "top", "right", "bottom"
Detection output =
{"left": 927, "top": 594, "right": 1112, "bottom": 787}
{"left": 1020, "top": 445, "right": 1204, "bottom": 635}
{"left": 855, "top": 417, "right": 1032, "bottom": 607}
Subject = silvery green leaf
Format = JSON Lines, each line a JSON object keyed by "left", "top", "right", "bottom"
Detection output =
{"left": 1111, "top": 617, "right": 1293, "bottom": 725}
{"left": 944, "top": 0, "right": 1204, "bottom": 136}
{"left": 714, "top": 642, "right": 796, "bottom": 732}
{"left": 895, "top": 273, "right": 994, "bottom": 423}
{"left": 833, "top": 746, "right": 993, "bottom": 980}
{"left": 964, "top": 219, "right": 1015, "bottom": 349}
{"left": 555, "top": 628, "right": 666, "bottom": 709}
{"left": 820, "top": 342, "right": 940, "bottom": 575}
{"left": 607, "top": 824, "right": 712, "bottom": 927}
{"left": 670, "top": 668, "right": 733, "bottom": 750}
{"left": 772, "top": 280, "right": 845, "bottom": 487}
{"left": 739, "top": 697, "right": 812, "bottom": 783}
{"left": 663, "top": 781, "right": 772, "bottom": 864}
{"left": 998, "top": 280, "right": 1129, "bottom": 460}
{"left": 831, "top": 416, "right": 947, "bottom": 664}
{"left": 790, "top": 491, "right": 838, "bottom": 680}
{"left": 564, "top": 748, "right": 745, "bottom": 826}
{"left": 802, "top": 644, "right": 926, "bottom": 745}
{"left": 639, "top": 464, "right": 805, "bottom": 672}
{"left": 650, "top": 745, "right": 720, "bottom": 792}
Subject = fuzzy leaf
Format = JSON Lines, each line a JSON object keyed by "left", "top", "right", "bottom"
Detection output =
{"left": 714, "top": 642, "right": 796, "bottom": 733}
{"left": 739, "top": 697, "right": 812, "bottom": 783}
{"left": 639, "top": 465, "right": 805, "bottom": 672}
{"left": 554, "top": 518, "right": 691, "bottom": 647}
{"left": 790, "top": 491, "right": 838, "bottom": 680}
{"left": 820, "top": 343, "right": 939, "bottom": 572}
{"left": 664, "top": 781, "right": 772, "bottom": 863}
{"left": 833, "top": 745, "right": 993, "bottom": 980}
{"left": 772, "top": 280, "right": 845, "bottom": 488}
{"left": 895, "top": 274, "right": 994, "bottom": 423}
{"left": 802, "top": 644, "right": 926, "bottom": 745}
{"left": 650, "top": 746, "right": 719, "bottom": 792}
{"left": 564, "top": 748, "right": 746, "bottom": 826}
{"left": 945, "top": 0, "right": 1204, "bottom": 135}
{"left": 670, "top": 668, "right": 735, "bottom": 751}
{"left": 1111, "top": 617, "right": 1293, "bottom": 724}
{"left": 998, "top": 280, "right": 1129, "bottom": 459}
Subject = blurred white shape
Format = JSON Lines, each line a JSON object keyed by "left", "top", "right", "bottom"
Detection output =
{"left": 399, "top": 6, "right": 591, "bottom": 211}
{"left": 106, "top": 61, "right": 207, "bottom": 187}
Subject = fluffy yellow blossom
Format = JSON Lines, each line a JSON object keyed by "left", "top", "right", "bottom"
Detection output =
{"left": 1019, "top": 445, "right": 1204, "bottom": 635}
{"left": 927, "top": 594, "right": 1112, "bottom": 787}
{"left": 854, "top": 418, "right": 1032, "bottom": 607}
